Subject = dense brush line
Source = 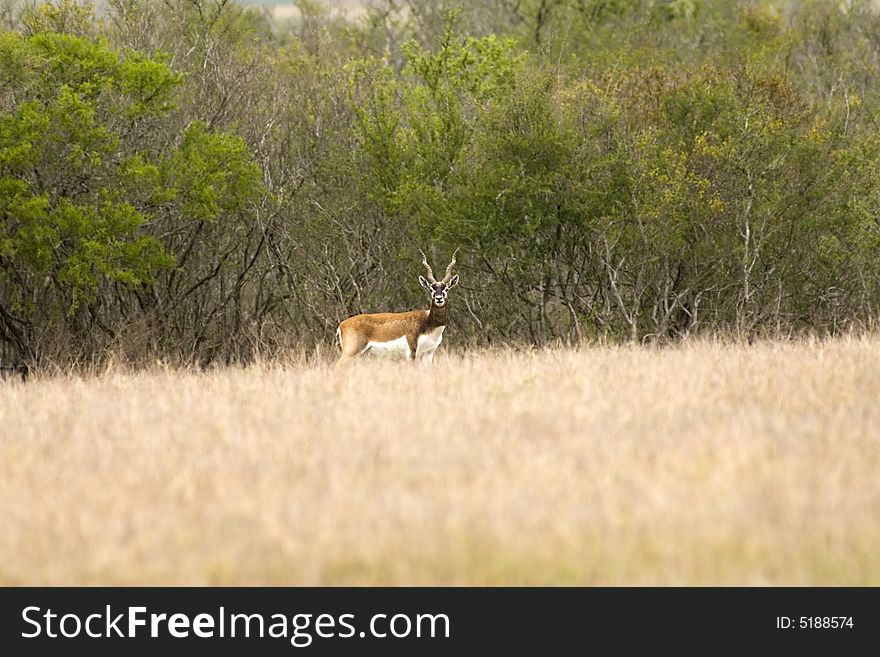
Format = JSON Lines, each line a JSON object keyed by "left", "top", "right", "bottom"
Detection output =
{"left": 2, "top": 0, "right": 880, "bottom": 368}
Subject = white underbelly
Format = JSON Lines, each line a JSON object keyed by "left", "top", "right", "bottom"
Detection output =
{"left": 366, "top": 336, "right": 409, "bottom": 358}
{"left": 417, "top": 326, "right": 445, "bottom": 355}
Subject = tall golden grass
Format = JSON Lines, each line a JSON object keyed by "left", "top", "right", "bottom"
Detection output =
{"left": 1, "top": 337, "right": 879, "bottom": 585}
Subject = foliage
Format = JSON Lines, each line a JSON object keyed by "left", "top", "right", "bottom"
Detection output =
{"left": 3, "top": 0, "right": 880, "bottom": 365}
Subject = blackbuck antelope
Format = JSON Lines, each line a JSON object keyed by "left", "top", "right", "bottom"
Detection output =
{"left": 336, "top": 249, "right": 460, "bottom": 365}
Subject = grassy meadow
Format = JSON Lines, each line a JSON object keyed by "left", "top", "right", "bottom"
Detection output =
{"left": 1, "top": 338, "right": 879, "bottom": 585}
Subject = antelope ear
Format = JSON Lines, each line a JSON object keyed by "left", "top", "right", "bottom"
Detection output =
{"left": 448, "top": 274, "right": 460, "bottom": 289}
{"left": 418, "top": 275, "right": 431, "bottom": 290}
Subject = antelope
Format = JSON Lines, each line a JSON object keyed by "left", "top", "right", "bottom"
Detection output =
{"left": 336, "top": 249, "right": 460, "bottom": 365}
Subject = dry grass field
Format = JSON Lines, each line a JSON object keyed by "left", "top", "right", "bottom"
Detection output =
{"left": 1, "top": 338, "right": 879, "bottom": 585}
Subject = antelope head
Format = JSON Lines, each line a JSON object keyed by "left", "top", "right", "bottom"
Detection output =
{"left": 418, "top": 248, "right": 460, "bottom": 308}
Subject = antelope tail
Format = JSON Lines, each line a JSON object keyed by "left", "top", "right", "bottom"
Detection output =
{"left": 335, "top": 327, "right": 342, "bottom": 350}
